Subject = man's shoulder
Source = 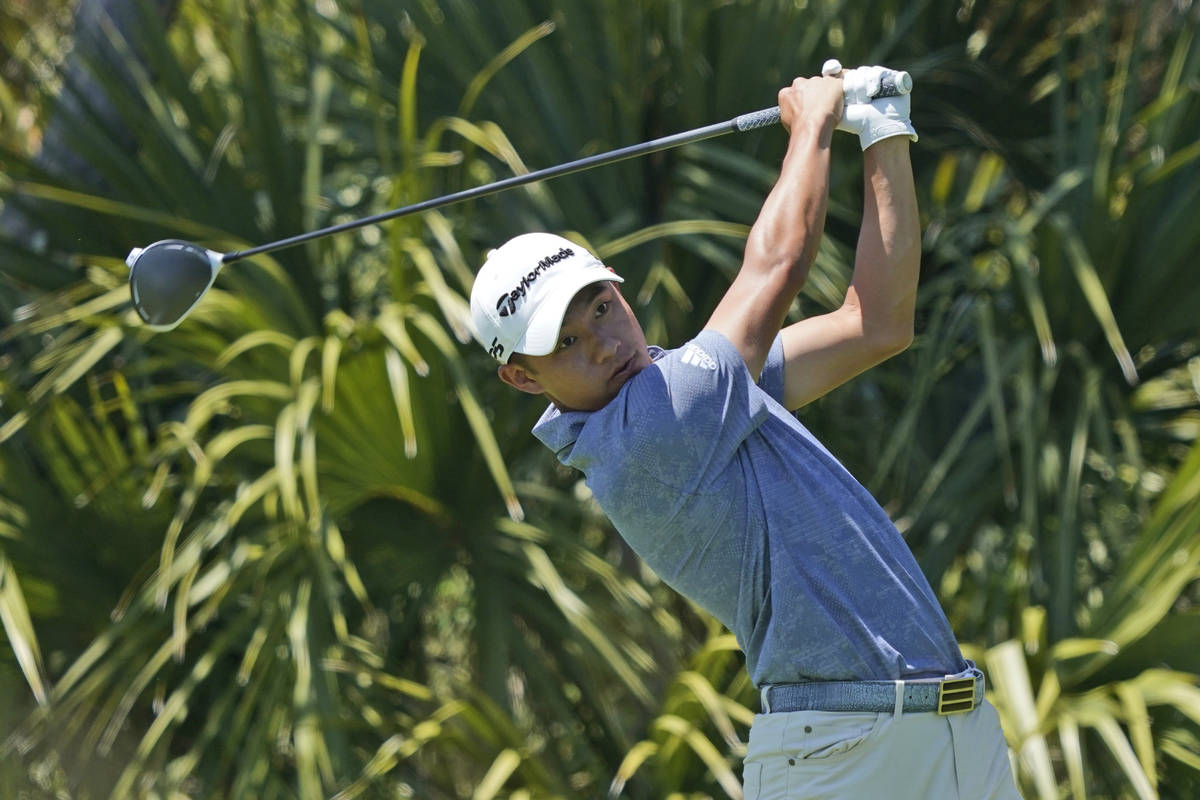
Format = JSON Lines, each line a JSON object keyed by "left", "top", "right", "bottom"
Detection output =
{"left": 533, "top": 331, "right": 766, "bottom": 464}
{"left": 649, "top": 330, "right": 750, "bottom": 378}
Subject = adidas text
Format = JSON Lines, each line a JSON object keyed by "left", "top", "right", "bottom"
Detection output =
{"left": 681, "top": 344, "right": 717, "bottom": 370}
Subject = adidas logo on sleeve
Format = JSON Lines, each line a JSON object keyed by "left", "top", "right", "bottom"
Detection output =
{"left": 680, "top": 343, "right": 718, "bottom": 370}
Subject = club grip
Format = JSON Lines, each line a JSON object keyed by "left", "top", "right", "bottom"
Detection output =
{"left": 733, "top": 107, "right": 782, "bottom": 132}
{"left": 730, "top": 71, "right": 910, "bottom": 133}
{"left": 821, "top": 59, "right": 913, "bottom": 99}
{"left": 874, "top": 69, "right": 913, "bottom": 98}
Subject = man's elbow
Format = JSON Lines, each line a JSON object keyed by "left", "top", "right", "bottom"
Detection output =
{"left": 866, "top": 319, "right": 914, "bottom": 361}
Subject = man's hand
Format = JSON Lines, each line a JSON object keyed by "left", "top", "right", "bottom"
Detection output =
{"left": 825, "top": 63, "right": 919, "bottom": 151}
{"left": 778, "top": 75, "right": 844, "bottom": 137}
{"left": 842, "top": 94, "right": 918, "bottom": 150}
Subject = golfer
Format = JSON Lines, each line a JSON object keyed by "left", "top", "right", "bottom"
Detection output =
{"left": 470, "top": 69, "right": 1022, "bottom": 799}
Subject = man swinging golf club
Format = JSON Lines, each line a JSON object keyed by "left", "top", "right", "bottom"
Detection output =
{"left": 470, "top": 65, "right": 1024, "bottom": 798}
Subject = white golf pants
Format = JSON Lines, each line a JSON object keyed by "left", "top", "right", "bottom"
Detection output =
{"left": 742, "top": 699, "right": 1023, "bottom": 799}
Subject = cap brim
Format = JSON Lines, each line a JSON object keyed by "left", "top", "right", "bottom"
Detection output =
{"left": 514, "top": 267, "right": 624, "bottom": 357}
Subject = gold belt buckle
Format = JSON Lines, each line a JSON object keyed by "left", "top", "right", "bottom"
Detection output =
{"left": 937, "top": 676, "right": 977, "bottom": 715}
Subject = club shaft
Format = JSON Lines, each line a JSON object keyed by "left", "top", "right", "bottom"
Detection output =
{"left": 222, "top": 106, "right": 783, "bottom": 263}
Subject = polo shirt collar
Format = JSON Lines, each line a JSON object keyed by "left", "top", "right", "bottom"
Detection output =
{"left": 532, "top": 404, "right": 587, "bottom": 460}
{"left": 530, "top": 345, "right": 666, "bottom": 462}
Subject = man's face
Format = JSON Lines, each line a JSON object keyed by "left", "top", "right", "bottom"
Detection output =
{"left": 497, "top": 281, "right": 652, "bottom": 411}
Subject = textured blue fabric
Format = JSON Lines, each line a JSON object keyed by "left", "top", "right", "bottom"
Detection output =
{"left": 532, "top": 329, "right": 964, "bottom": 687}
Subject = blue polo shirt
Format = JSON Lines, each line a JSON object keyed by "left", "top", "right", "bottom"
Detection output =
{"left": 532, "top": 329, "right": 964, "bottom": 687}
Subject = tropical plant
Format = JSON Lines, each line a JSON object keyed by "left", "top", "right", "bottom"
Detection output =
{"left": 977, "top": 435, "right": 1200, "bottom": 799}
{"left": 0, "top": 0, "right": 722, "bottom": 796}
{"left": 1, "top": 0, "right": 1198, "bottom": 798}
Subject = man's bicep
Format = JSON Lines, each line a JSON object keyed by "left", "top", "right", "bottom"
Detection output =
{"left": 704, "top": 269, "right": 795, "bottom": 381}
{"left": 778, "top": 303, "right": 898, "bottom": 410}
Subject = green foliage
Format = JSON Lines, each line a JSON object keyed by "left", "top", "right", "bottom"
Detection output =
{"left": 0, "top": 0, "right": 77, "bottom": 154}
{"left": 0, "top": 0, "right": 1198, "bottom": 798}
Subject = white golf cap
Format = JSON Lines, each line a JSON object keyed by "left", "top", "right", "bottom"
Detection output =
{"left": 470, "top": 232, "right": 623, "bottom": 363}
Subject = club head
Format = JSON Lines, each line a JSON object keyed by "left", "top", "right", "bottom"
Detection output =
{"left": 126, "top": 240, "right": 224, "bottom": 330}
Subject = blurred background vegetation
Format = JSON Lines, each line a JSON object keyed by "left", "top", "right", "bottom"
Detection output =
{"left": 1, "top": 0, "right": 1198, "bottom": 797}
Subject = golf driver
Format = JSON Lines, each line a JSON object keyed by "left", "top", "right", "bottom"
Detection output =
{"left": 127, "top": 61, "right": 910, "bottom": 330}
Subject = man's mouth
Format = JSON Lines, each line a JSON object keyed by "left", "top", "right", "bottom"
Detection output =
{"left": 611, "top": 354, "right": 636, "bottom": 383}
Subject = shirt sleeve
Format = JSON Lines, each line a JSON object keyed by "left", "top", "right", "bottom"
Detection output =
{"left": 616, "top": 329, "right": 772, "bottom": 493}
{"left": 757, "top": 333, "right": 786, "bottom": 405}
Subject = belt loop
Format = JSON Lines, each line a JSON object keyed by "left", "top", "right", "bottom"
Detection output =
{"left": 761, "top": 685, "right": 772, "bottom": 714}
{"left": 893, "top": 680, "right": 905, "bottom": 720}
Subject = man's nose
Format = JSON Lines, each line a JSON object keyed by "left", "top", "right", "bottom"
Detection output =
{"left": 589, "top": 334, "right": 620, "bottom": 363}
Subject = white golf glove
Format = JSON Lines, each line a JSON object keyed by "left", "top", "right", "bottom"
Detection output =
{"left": 823, "top": 59, "right": 919, "bottom": 151}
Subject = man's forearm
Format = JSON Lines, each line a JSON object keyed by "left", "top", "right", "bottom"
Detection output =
{"left": 846, "top": 138, "right": 921, "bottom": 351}
{"left": 705, "top": 118, "right": 834, "bottom": 379}
{"left": 703, "top": 75, "right": 843, "bottom": 380}
{"left": 743, "top": 118, "right": 835, "bottom": 293}
{"left": 774, "top": 138, "right": 920, "bottom": 409}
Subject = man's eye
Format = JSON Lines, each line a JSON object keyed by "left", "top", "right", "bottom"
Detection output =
{"left": 557, "top": 336, "right": 577, "bottom": 351}
{"left": 595, "top": 301, "right": 609, "bottom": 317}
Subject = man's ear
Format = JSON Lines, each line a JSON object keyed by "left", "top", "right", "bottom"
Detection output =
{"left": 497, "top": 361, "right": 545, "bottom": 395}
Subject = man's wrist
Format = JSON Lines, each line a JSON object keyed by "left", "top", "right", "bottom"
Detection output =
{"left": 863, "top": 136, "right": 915, "bottom": 183}
{"left": 865, "top": 136, "right": 910, "bottom": 156}
{"left": 791, "top": 111, "right": 838, "bottom": 145}
{"left": 863, "top": 137, "right": 913, "bottom": 175}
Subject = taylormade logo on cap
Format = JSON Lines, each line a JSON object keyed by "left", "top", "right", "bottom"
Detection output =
{"left": 495, "top": 247, "right": 575, "bottom": 317}
{"left": 469, "top": 232, "right": 624, "bottom": 363}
